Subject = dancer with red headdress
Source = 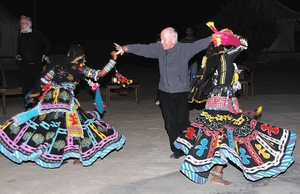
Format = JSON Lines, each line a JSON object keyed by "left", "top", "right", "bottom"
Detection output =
{"left": 174, "top": 22, "right": 296, "bottom": 186}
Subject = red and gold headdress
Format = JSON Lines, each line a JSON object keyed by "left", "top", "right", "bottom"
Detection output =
{"left": 207, "top": 21, "right": 241, "bottom": 47}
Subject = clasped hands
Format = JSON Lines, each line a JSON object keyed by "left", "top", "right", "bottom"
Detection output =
{"left": 110, "top": 43, "right": 124, "bottom": 60}
{"left": 114, "top": 43, "right": 126, "bottom": 55}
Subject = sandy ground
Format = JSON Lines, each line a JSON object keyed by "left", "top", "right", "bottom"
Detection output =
{"left": 0, "top": 58, "right": 299, "bottom": 194}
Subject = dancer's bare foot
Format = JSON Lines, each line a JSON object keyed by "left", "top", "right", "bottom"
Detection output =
{"left": 73, "top": 159, "right": 81, "bottom": 166}
{"left": 211, "top": 175, "right": 233, "bottom": 186}
{"left": 210, "top": 167, "right": 233, "bottom": 186}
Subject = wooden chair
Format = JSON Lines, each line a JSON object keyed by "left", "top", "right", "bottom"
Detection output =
{"left": 0, "top": 62, "right": 23, "bottom": 114}
{"left": 238, "top": 64, "right": 254, "bottom": 100}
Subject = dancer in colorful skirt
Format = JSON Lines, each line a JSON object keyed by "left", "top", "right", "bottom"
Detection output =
{"left": 0, "top": 44, "right": 126, "bottom": 168}
{"left": 174, "top": 22, "right": 297, "bottom": 186}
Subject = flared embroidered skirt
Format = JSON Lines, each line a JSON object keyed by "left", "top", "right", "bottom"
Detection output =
{"left": 174, "top": 109, "right": 296, "bottom": 184}
{"left": 0, "top": 106, "right": 126, "bottom": 168}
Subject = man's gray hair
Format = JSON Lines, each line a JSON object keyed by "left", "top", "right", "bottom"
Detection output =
{"left": 20, "top": 15, "right": 32, "bottom": 26}
{"left": 164, "top": 27, "right": 178, "bottom": 39}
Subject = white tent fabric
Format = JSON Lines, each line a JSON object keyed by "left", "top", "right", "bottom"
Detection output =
{"left": 251, "top": 0, "right": 300, "bottom": 52}
{"left": 196, "top": 0, "right": 300, "bottom": 52}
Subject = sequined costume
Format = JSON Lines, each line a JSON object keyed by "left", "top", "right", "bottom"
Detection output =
{"left": 174, "top": 39, "right": 296, "bottom": 184}
{"left": 0, "top": 53, "right": 126, "bottom": 168}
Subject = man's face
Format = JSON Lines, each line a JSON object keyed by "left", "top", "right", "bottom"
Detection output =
{"left": 160, "top": 30, "right": 176, "bottom": 50}
{"left": 20, "top": 18, "right": 31, "bottom": 31}
{"left": 186, "top": 28, "right": 194, "bottom": 36}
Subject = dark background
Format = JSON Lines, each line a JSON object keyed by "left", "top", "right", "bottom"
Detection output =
{"left": 1, "top": 0, "right": 224, "bottom": 43}
{"left": 1, "top": 1, "right": 299, "bottom": 96}
{"left": 1, "top": 0, "right": 298, "bottom": 45}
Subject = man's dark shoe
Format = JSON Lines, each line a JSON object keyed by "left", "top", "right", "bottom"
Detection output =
{"left": 170, "top": 151, "right": 185, "bottom": 159}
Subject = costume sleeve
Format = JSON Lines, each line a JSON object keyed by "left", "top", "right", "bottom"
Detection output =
{"left": 80, "top": 65, "right": 99, "bottom": 81}
{"left": 226, "top": 44, "right": 245, "bottom": 61}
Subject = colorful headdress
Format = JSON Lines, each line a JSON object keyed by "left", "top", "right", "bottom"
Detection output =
{"left": 206, "top": 21, "right": 241, "bottom": 47}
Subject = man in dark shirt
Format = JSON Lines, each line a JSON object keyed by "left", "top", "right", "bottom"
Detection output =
{"left": 16, "top": 15, "right": 52, "bottom": 109}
